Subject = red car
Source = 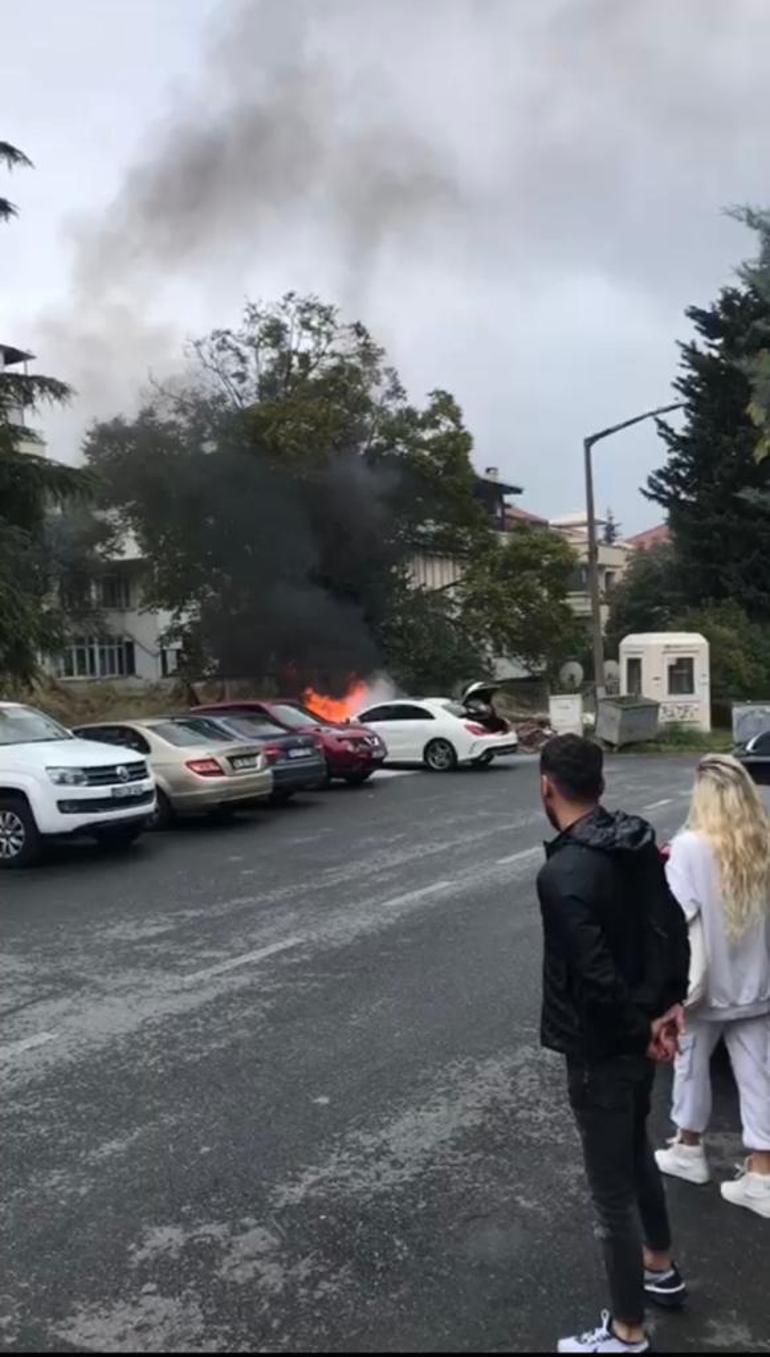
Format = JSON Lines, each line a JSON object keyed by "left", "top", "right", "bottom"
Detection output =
{"left": 191, "top": 700, "right": 387, "bottom": 785}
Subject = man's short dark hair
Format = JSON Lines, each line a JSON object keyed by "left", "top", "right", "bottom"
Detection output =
{"left": 540, "top": 734, "right": 604, "bottom": 802}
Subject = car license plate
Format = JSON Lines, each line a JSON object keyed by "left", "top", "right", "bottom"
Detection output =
{"left": 111, "top": 784, "right": 144, "bottom": 799}
{"left": 232, "top": 755, "right": 257, "bottom": 770}
{"left": 288, "top": 747, "right": 312, "bottom": 759}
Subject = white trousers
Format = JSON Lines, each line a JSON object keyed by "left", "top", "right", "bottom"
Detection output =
{"left": 671, "top": 1013, "right": 770, "bottom": 1151}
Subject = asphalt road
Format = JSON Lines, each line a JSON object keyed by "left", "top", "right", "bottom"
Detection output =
{"left": 2, "top": 756, "right": 768, "bottom": 1354}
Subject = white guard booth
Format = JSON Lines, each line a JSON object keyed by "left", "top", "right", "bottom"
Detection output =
{"left": 619, "top": 632, "right": 711, "bottom": 732}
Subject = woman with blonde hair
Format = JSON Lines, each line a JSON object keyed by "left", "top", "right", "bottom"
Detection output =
{"left": 656, "top": 754, "right": 770, "bottom": 1218}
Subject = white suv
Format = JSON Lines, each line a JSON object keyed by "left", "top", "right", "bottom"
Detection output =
{"left": 0, "top": 702, "right": 156, "bottom": 868}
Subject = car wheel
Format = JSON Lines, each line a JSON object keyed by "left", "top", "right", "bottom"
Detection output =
{"left": 94, "top": 824, "right": 144, "bottom": 851}
{"left": 344, "top": 770, "right": 373, "bottom": 785}
{"left": 0, "top": 797, "right": 42, "bottom": 869}
{"left": 423, "top": 738, "right": 458, "bottom": 772}
{"left": 149, "top": 789, "right": 174, "bottom": 830}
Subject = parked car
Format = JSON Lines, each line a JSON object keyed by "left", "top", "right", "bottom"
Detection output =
{"left": 735, "top": 730, "right": 770, "bottom": 786}
{"left": 192, "top": 700, "right": 386, "bottom": 785}
{"left": 354, "top": 696, "right": 519, "bottom": 771}
{"left": 73, "top": 716, "right": 273, "bottom": 826}
{"left": 184, "top": 711, "right": 327, "bottom": 802}
{"left": 0, "top": 702, "right": 155, "bottom": 868}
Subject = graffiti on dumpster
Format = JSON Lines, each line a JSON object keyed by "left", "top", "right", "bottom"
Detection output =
{"left": 661, "top": 701, "right": 700, "bottom": 724}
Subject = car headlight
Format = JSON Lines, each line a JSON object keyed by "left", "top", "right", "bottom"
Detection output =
{"left": 47, "top": 767, "right": 88, "bottom": 786}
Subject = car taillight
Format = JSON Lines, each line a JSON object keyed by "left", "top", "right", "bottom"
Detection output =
{"left": 465, "top": 722, "right": 488, "bottom": 736}
{"left": 262, "top": 745, "right": 283, "bottom": 762}
{"left": 185, "top": 757, "right": 224, "bottom": 777}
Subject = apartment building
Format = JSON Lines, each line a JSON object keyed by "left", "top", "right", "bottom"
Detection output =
{"left": 52, "top": 530, "right": 180, "bottom": 683}
{"left": 549, "top": 512, "right": 632, "bottom": 629}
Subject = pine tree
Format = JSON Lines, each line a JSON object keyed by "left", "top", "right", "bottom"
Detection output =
{"left": 733, "top": 207, "right": 770, "bottom": 464}
{"left": 645, "top": 286, "right": 770, "bottom": 620}
{"left": 602, "top": 508, "right": 621, "bottom": 544}
{"left": 0, "top": 141, "right": 32, "bottom": 221}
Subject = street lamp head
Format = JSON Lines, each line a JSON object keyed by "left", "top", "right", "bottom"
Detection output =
{"left": 583, "top": 398, "right": 685, "bottom": 701}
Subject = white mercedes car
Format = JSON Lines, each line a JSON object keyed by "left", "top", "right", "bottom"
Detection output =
{"left": 354, "top": 696, "right": 519, "bottom": 772}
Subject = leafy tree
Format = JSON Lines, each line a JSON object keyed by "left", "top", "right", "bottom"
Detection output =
{"left": 605, "top": 542, "right": 684, "bottom": 652}
{"left": 645, "top": 286, "right": 770, "bottom": 618}
{"left": 1, "top": 139, "right": 91, "bottom": 678}
{"left": 672, "top": 601, "right": 770, "bottom": 702}
{"left": 85, "top": 295, "right": 577, "bottom": 691}
{"left": 376, "top": 581, "right": 482, "bottom": 694}
{"left": 456, "top": 526, "right": 581, "bottom": 679}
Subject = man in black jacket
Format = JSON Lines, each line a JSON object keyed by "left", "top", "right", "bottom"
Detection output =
{"left": 537, "top": 735, "right": 688, "bottom": 1355}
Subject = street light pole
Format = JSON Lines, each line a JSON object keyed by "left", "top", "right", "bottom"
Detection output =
{"left": 583, "top": 401, "right": 684, "bottom": 703}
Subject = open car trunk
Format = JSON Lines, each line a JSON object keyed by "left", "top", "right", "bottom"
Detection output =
{"left": 459, "top": 680, "right": 510, "bottom": 734}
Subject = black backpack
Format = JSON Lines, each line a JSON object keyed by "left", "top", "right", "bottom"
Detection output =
{"left": 630, "top": 846, "right": 691, "bottom": 1017}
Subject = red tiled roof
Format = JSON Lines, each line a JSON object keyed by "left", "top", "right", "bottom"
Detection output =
{"left": 626, "top": 524, "right": 669, "bottom": 550}
{"left": 503, "top": 505, "right": 549, "bottom": 529}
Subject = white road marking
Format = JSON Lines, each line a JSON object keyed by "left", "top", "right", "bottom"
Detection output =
{"left": 0, "top": 1031, "right": 58, "bottom": 1061}
{"left": 643, "top": 798, "right": 674, "bottom": 810}
{"left": 374, "top": 768, "right": 419, "bottom": 779}
{"left": 379, "top": 880, "right": 453, "bottom": 908}
{"left": 495, "top": 846, "right": 543, "bottom": 867}
{"left": 181, "top": 936, "right": 303, "bottom": 984}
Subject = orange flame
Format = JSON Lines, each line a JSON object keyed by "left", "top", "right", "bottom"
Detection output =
{"left": 302, "top": 678, "right": 369, "bottom": 723}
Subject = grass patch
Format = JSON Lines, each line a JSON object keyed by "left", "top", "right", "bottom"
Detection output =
{"left": 618, "top": 724, "right": 733, "bottom": 754}
{"left": 2, "top": 678, "right": 195, "bottom": 727}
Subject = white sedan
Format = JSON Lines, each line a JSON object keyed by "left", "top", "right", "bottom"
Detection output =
{"left": 354, "top": 698, "right": 519, "bottom": 771}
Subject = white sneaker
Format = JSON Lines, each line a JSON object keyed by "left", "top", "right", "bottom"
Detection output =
{"left": 655, "top": 1134, "right": 711, "bottom": 1185}
{"left": 721, "top": 1162, "right": 770, "bottom": 1220}
{"left": 557, "top": 1311, "right": 650, "bottom": 1354}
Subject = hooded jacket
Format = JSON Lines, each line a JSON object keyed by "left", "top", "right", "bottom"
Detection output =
{"left": 537, "top": 805, "right": 670, "bottom": 1060}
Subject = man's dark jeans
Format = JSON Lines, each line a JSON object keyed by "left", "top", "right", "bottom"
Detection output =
{"left": 567, "top": 1053, "right": 672, "bottom": 1326}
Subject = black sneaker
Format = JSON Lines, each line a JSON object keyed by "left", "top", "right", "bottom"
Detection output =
{"left": 644, "top": 1262, "right": 687, "bottom": 1310}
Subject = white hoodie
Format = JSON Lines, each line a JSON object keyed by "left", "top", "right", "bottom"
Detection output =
{"left": 666, "top": 830, "right": 770, "bottom": 1022}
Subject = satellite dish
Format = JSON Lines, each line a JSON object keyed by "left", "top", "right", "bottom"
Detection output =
{"left": 559, "top": 660, "right": 584, "bottom": 691}
{"left": 604, "top": 660, "right": 620, "bottom": 694}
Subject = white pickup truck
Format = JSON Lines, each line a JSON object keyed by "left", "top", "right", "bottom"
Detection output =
{"left": 0, "top": 702, "right": 156, "bottom": 868}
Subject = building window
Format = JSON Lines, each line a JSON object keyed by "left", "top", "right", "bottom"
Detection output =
{"left": 667, "top": 656, "right": 694, "bottom": 696}
{"left": 161, "top": 647, "right": 181, "bottom": 677}
{"left": 568, "top": 566, "right": 588, "bottom": 592}
{"left": 56, "top": 637, "right": 136, "bottom": 680}
{"left": 60, "top": 578, "right": 93, "bottom": 612}
{"left": 99, "top": 573, "right": 132, "bottom": 609}
{"left": 626, "top": 657, "right": 642, "bottom": 697}
{"left": 604, "top": 571, "right": 616, "bottom": 593}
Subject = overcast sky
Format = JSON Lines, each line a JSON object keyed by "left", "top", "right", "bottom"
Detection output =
{"left": 3, "top": 0, "right": 769, "bottom": 531}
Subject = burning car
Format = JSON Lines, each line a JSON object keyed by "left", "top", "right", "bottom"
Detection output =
{"left": 190, "top": 695, "right": 386, "bottom": 785}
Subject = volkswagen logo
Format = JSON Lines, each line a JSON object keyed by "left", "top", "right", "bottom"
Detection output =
{"left": 116, "top": 765, "right": 130, "bottom": 782}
